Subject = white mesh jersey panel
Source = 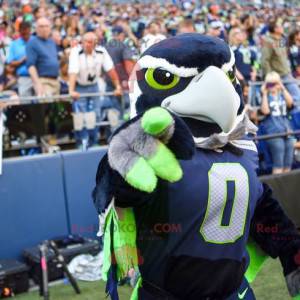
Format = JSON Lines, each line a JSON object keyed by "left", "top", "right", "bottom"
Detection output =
{"left": 200, "top": 163, "right": 249, "bottom": 244}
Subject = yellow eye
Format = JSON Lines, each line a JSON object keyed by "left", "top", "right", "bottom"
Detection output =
{"left": 145, "top": 68, "right": 180, "bottom": 90}
{"left": 227, "top": 68, "right": 236, "bottom": 83}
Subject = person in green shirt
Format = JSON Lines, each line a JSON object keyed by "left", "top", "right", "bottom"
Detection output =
{"left": 261, "top": 19, "right": 300, "bottom": 104}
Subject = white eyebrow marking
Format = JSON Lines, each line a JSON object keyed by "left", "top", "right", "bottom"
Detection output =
{"left": 137, "top": 55, "right": 199, "bottom": 77}
{"left": 221, "top": 48, "right": 235, "bottom": 72}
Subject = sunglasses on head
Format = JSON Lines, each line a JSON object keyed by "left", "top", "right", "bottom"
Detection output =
{"left": 266, "top": 82, "right": 278, "bottom": 89}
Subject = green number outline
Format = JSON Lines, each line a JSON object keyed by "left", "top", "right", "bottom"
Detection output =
{"left": 200, "top": 163, "right": 250, "bottom": 244}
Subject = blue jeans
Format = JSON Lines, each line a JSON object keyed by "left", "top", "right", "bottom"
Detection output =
{"left": 104, "top": 85, "right": 123, "bottom": 113}
{"left": 266, "top": 137, "right": 295, "bottom": 168}
{"left": 281, "top": 74, "right": 300, "bottom": 105}
{"left": 72, "top": 83, "right": 99, "bottom": 147}
{"left": 100, "top": 86, "right": 127, "bottom": 139}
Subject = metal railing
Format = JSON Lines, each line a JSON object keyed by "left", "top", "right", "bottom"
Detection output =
{"left": 247, "top": 79, "right": 300, "bottom": 108}
{"left": 0, "top": 91, "right": 130, "bottom": 155}
{"left": 0, "top": 91, "right": 127, "bottom": 127}
{"left": 248, "top": 79, "right": 300, "bottom": 87}
{"left": 253, "top": 130, "right": 300, "bottom": 141}
{"left": 246, "top": 79, "right": 300, "bottom": 141}
{"left": 1, "top": 85, "right": 300, "bottom": 145}
{"left": 0, "top": 91, "right": 117, "bottom": 106}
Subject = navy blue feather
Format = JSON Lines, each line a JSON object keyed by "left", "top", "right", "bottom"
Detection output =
{"left": 105, "top": 266, "right": 119, "bottom": 300}
{"left": 143, "top": 33, "right": 231, "bottom": 71}
{"left": 168, "top": 113, "right": 195, "bottom": 160}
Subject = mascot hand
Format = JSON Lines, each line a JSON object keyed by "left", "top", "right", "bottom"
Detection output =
{"left": 108, "top": 107, "right": 183, "bottom": 193}
{"left": 286, "top": 267, "right": 300, "bottom": 299}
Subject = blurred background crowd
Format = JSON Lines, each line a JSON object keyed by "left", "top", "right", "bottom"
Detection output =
{"left": 0, "top": 0, "right": 300, "bottom": 174}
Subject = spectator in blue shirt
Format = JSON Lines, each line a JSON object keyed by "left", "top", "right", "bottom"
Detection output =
{"left": 288, "top": 29, "right": 300, "bottom": 79}
{"left": 206, "top": 20, "right": 225, "bottom": 40}
{"left": 260, "top": 71, "right": 295, "bottom": 174}
{"left": 7, "top": 21, "right": 33, "bottom": 97}
{"left": 26, "top": 17, "right": 60, "bottom": 97}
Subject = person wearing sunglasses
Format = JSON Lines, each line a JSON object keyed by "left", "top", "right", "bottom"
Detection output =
{"left": 260, "top": 71, "right": 295, "bottom": 174}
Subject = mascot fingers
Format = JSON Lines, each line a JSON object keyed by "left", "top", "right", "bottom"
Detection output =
{"left": 108, "top": 107, "right": 182, "bottom": 193}
{"left": 142, "top": 107, "right": 195, "bottom": 160}
{"left": 141, "top": 107, "right": 175, "bottom": 142}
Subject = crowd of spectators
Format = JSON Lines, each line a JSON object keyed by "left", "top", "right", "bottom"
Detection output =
{"left": 0, "top": 0, "right": 300, "bottom": 173}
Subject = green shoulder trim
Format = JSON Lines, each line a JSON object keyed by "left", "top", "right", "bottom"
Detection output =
{"left": 130, "top": 276, "right": 142, "bottom": 300}
{"left": 245, "top": 240, "right": 269, "bottom": 283}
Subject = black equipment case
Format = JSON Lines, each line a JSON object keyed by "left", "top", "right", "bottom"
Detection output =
{"left": 0, "top": 260, "right": 29, "bottom": 296}
{"left": 23, "top": 235, "right": 100, "bottom": 284}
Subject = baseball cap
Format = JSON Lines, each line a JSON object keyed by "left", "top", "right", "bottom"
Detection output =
{"left": 92, "top": 9, "right": 102, "bottom": 16}
{"left": 111, "top": 25, "right": 124, "bottom": 35}
{"left": 69, "top": 9, "right": 79, "bottom": 16}
{"left": 208, "top": 19, "right": 223, "bottom": 29}
{"left": 22, "top": 4, "right": 32, "bottom": 14}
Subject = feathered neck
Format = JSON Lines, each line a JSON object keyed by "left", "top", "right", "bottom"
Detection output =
{"left": 192, "top": 110, "right": 257, "bottom": 150}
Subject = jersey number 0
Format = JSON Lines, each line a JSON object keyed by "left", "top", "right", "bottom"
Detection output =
{"left": 200, "top": 163, "right": 250, "bottom": 244}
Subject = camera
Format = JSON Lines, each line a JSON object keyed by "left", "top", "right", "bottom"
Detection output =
{"left": 87, "top": 74, "right": 96, "bottom": 82}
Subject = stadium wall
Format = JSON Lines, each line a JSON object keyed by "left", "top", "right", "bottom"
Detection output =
{"left": 0, "top": 148, "right": 299, "bottom": 260}
{"left": 261, "top": 169, "right": 300, "bottom": 228}
{"left": 0, "top": 147, "right": 106, "bottom": 260}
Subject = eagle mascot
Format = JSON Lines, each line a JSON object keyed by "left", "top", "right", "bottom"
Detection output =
{"left": 93, "top": 34, "right": 300, "bottom": 300}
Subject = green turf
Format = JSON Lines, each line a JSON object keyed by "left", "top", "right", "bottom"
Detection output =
{"left": 15, "top": 281, "right": 132, "bottom": 300}
{"left": 15, "top": 258, "right": 291, "bottom": 300}
{"left": 252, "top": 258, "right": 290, "bottom": 300}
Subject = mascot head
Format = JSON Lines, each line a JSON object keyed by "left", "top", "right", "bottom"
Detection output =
{"left": 129, "top": 33, "right": 251, "bottom": 143}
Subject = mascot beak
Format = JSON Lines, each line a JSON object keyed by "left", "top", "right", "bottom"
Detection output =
{"left": 161, "top": 66, "right": 240, "bottom": 133}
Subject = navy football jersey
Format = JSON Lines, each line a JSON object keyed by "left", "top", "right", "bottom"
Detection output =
{"left": 131, "top": 145, "right": 263, "bottom": 299}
